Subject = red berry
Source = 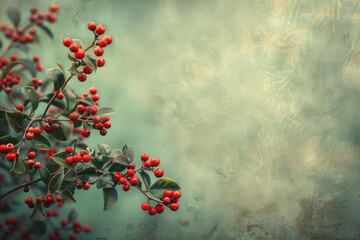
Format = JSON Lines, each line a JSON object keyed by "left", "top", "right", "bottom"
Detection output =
{"left": 83, "top": 182, "right": 90, "bottom": 190}
{"left": 6, "top": 153, "right": 16, "bottom": 161}
{"left": 63, "top": 37, "right": 72, "bottom": 47}
{"left": 34, "top": 162, "right": 41, "bottom": 169}
{"left": 73, "top": 154, "right": 82, "bottom": 163}
{"left": 148, "top": 207, "right": 157, "bottom": 216}
{"left": 169, "top": 203, "right": 179, "bottom": 211}
{"left": 61, "top": 220, "right": 68, "bottom": 227}
{"left": 16, "top": 104, "right": 24, "bottom": 111}
{"left": 36, "top": 197, "right": 43, "bottom": 203}
{"left": 104, "top": 122, "right": 111, "bottom": 129}
{"left": 46, "top": 195, "right": 55, "bottom": 203}
{"left": 27, "top": 159, "right": 34, "bottom": 167}
{"left": 25, "top": 132, "right": 34, "bottom": 140}
{"left": 88, "top": 22, "right": 96, "bottom": 31}
{"left": 100, "top": 129, "right": 107, "bottom": 136}
{"left": 74, "top": 49, "right": 85, "bottom": 59}
{"left": 24, "top": 196, "right": 33, "bottom": 205}
{"left": 150, "top": 157, "right": 160, "bottom": 167}
{"left": 94, "top": 46, "right": 104, "bottom": 56}
{"left": 69, "top": 235, "right": 77, "bottom": 240}
{"left": 129, "top": 177, "right": 139, "bottom": 186}
{"left": 82, "top": 155, "right": 90, "bottom": 162}
{"left": 95, "top": 25, "right": 106, "bottom": 35}
{"left": 77, "top": 73, "right": 87, "bottom": 82}
{"left": 56, "top": 92, "right": 64, "bottom": 99}
{"left": 112, "top": 173, "right": 122, "bottom": 182}
{"left": 127, "top": 163, "right": 135, "bottom": 169}
{"left": 84, "top": 226, "right": 91, "bottom": 233}
{"left": 33, "top": 127, "right": 42, "bottom": 135}
{"left": 155, "top": 204, "right": 165, "bottom": 214}
{"left": 126, "top": 169, "right": 135, "bottom": 177}
{"left": 163, "top": 190, "right": 173, "bottom": 198}
{"left": 103, "top": 35, "right": 112, "bottom": 44}
{"left": 162, "top": 197, "right": 171, "bottom": 205}
{"left": 10, "top": 54, "right": 18, "bottom": 61}
{"left": 77, "top": 105, "right": 85, "bottom": 113}
{"left": 91, "top": 94, "right": 99, "bottom": 101}
{"left": 122, "top": 184, "right": 130, "bottom": 191}
{"left": 36, "top": 63, "right": 43, "bottom": 71}
{"left": 97, "top": 39, "right": 107, "bottom": 47}
{"left": 28, "top": 151, "right": 36, "bottom": 159}
{"left": 56, "top": 195, "right": 63, "bottom": 202}
{"left": 69, "top": 112, "right": 78, "bottom": 121}
{"left": 7, "top": 143, "right": 14, "bottom": 151}
{"left": 119, "top": 177, "right": 127, "bottom": 185}
{"left": 46, "top": 13, "right": 57, "bottom": 23}
{"left": 154, "top": 168, "right": 164, "bottom": 178}
{"left": 66, "top": 156, "right": 73, "bottom": 165}
{"left": 65, "top": 146, "right": 72, "bottom": 154}
{"left": 141, "top": 202, "right": 150, "bottom": 211}
{"left": 172, "top": 191, "right": 181, "bottom": 199}
{"left": 143, "top": 161, "right": 150, "bottom": 168}
{"left": 49, "top": 4, "right": 59, "bottom": 13}
{"left": 80, "top": 128, "right": 90, "bottom": 137}
{"left": 89, "top": 87, "right": 97, "bottom": 95}
{"left": 69, "top": 43, "right": 79, "bottom": 52}
{"left": 141, "top": 153, "right": 149, "bottom": 162}
{"left": 83, "top": 65, "right": 92, "bottom": 74}
{"left": 46, "top": 210, "right": 53, "bottom": 217}
{"left": 96, "top": 58, "right": 105, "bottom": 67}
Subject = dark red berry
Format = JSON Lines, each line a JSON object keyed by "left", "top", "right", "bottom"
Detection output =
{"left": 24, "top": 196, "right": 33, "bottom": 205}
{"left": 148, "top": 207, "right": 157, "bottom": 216}
{"left": 83, "top": 182, "right": 90, "bottom": 190}
{"left": 122, "top": 184, "right": 130, "bottom": 191}
{"left": 28, "top": 151, "right": 36, "bottom": 159}
{"left": 129, "top": 177, "right": 139, "bottom": 186}
{"left": 126, "top": 169, "right": 135, "bottom": 177}
{"left": 69, "top": 112, "right": 78, "bottom": 120}
{"left": 6, "top": 153, "right": 16, "bottom": 161}
{"left": 89, "top": 87, "right": 97, "bottom": 95}
{"left": 155, "top": 204, "right": 165, "bottom": 213}
{"left": 95, "top": 25, "right": 105, "bottom": 35}
{"left": 141, "top": 202, "right": 150, "bottom": 211}
{"left": 172, "top": 191, "right": 181, "bottom": 199}
{"left": 84, "top": 226, "right": 91, "bottom": 233}
{"left": 97, "top": 39, "right": 107, "bottom": 47}
{"left": 150, "top": 157, "right": 160, "bottom": 167}
{"left": 94, "top": 46, "right": 104, "bottom": 56}
{"left": 141, "top": 153, "right": 149, "bottom": 162}
{"left": 169, "top": 203, "right": 179, "bottom": 211}
{"left": 56, "top": 195, "right": 63, "bottom": 202}
{"left": 69, "top": 43, "right": 79, "bottom": 52}
{"left": 83, "top": 65, "right": 92, "bottom": 74}
{"left": 96, "top": 58, "right": 105, "bottom": 67}
{"left": 154, "top": 168, "right": 164, "bottom": 178}
{"left": 63, "top": 37, "right": 72, "bottom": 47}
{"left": 163, "top": 190, "right": 173, "bottom": 198}
{"left": 127, "top": 163, "right": 135, "bottom": 169}
{"left": 119, "top": 177, "right": 127, "bottom": 185}
{"left": 77, "top": 73, "right": 87, "bottom": 82}
{"left": 162, "top": 197, "right": 171, "bottom": 205}
{"left": 88, "top": 22, "right": 96, "bottom": 31}
{"left": 103, "top": 35, "right": 112, "bottom": 44}
{"left": 65, "top": 146, "right": 72, "bottom": 154}
{"left": 74, "top": 49, "right": 85, "bottom": 59}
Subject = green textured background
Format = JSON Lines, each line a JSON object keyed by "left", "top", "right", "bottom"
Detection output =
{"left": 2, "top": 0, "right": 360, "bottom": 239}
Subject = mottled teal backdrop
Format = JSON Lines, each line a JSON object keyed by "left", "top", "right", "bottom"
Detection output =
{"left": 2, "top": 0, "right": 360, "bottom": 239}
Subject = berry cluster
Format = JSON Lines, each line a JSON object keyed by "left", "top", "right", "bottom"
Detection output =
{"left": 0, "top": 143, "right": 16, "bottom": 162}
{"left": 114, "top": 164, "right": 139, "bottom": 191}
{"left": 29, "top": 4, "right": 59, "bottom": 25}
{"left": 0, "top": 24, "right": 36, "bottom": 45}
{"left": 65, "top": 147, "right": 91, "bottom": 165}
{"left": 75, "top": 179, "right": 91, "bottom": 190}
{"left": 0, "top": 72, "right": 21, "bottom": 94}
{"left": 141, "top": 154, "right": 164, "bottom": 178}
{"left": 24, "top": 193, "right": 62, "bottom": 209}
{"left": 140, "top": 189, "right": 181, "bottom": 216}
{"left": 31, "top": 77, "right": 43, "bottom": 90}
{"left": 50, "top": 220, "right": 91, "bottom": 240}
{"left": 25, "top": 126, "right": 42, "bottom": 140}
{"left": 41, "top": 117, "right": 60, "bottom": 134}
{"left": 26, "top": 151, "right": 41, "bottom": 169}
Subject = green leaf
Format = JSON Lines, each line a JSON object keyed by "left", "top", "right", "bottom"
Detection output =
{"left": 106, "top": 149, "right": 122, "bottom": 158}
{"left": 1, "top": 61, "right": 21, "bottom": 79}
{"left": 80, "top": 97, "right": 96, "bottom": 106}
{"left": 51, "top": 123, "right": 69, "bottom": 141}
{"left": 45, "top": 68, "right": 65, "bottom": 91}
{"left": 68, "top": 63, "right": 80, "bottom": 75}
{"left": 113, "top": 154, "right": 130, "bottom": 165}
{"left": 61, "top": 190, "right": 77, "bottom": 204}
{"left": 83, "top": 55, "right": 97, "bottom": 72}
{"left": 0, "top": 135, "right": 18, "bottom": 145}
{"left": 5, "top": 111, "right": 24, "bottom": 133}
{"left": 22, "top": 86, "right": 39, "bottom": 113}
{"left": 108, "top": 162, "right": 127, "bottom": 173}
{"left": 10, "top": 159, "right": 26, "bottom": 174}
{"left": 0, "top": 110, "right": 6, "bottom": 119}
{"left": 77, "top": 167, "right": 98, "bottom": 184}
{"left": 7, "top": 6, "right": 20, "bottom": 28}
{"left": 103, "top": 187, "right": 118, "bottom": 211}
{"left": 96, "top": 173, "right": 115, "bottom": 189}
{"left": 38, "top": 24, "right": 53, "bottom": 39}
{"left": 39, "top": 166, "right": 50, "bottom": 185}
{"left": 56, "top": 62, "right": 65, "bottom": 73}
{"left": 62, "top": 88, "right": 77, "bottom": 114}
{"left": 25, "top": 134, "right": 51, "bottom": 150}
{"left": 68, "top": 209, "right": 78, "bottom": 223}
{"left": 19, "top": 59, "right": 37, "bottom": 77}
{"left": 48, "top": 170, "right": 64, "bottom": 193}
{"left": 51, "top": 151, "right": 73, "bottom": 168}
{"left": 98, "top": 144, "right": 111, "bottom": 156}
{"left": 29, "top": 221, "right": 47, "bottom": 236}
{"left": 149, "top": 178, "right": 181, "bottom": 198}
{"left": 122, "top": 144, "right": 134, "bottom": 163}
{"left": 93, "top": 107, "right": 116, "bottom": 117}
{"left": 64, "top": 168, "right": 77, "bottom": 181}
{"left": 139, "top": 170, "right": 151, "bottom": 190}
{"left": 30, "top": 203, "right": 45, "bottom": 221}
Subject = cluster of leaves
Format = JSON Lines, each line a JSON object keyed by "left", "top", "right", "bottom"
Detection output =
{"left": 0, "top": 3, "right": 181, "bottom": 240}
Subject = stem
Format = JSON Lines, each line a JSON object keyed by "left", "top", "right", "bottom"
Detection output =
{"left": 0, "top": 171, "right": 58, "bottom": 200}
{"left": 6, "top": 93, "right": 17, "bottom": 108}
{"left": 135, "top": 185, "right": 162, "bottom": 204}
{"left": 0, "top": 42, "right": 13, "bottom": 59}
